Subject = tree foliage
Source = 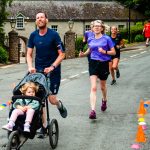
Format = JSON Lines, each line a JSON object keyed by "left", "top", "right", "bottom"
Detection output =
{"left": 115, "top": 0, "right": 150, "bottom": 17}
{"left": 0, "top": 0, "right": 13, "bottom": 45}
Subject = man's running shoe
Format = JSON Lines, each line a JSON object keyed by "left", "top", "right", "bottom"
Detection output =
{"left": 58, "top": 100, "right": 67, "bottom": 118}
{"left": 116, "top": 69, "right": 120, "bottom": 78}
{"left": 110, "top": 80, "right": 116, "bottom": 85}
{"left": 89, "top": 110, "right": 96, "bottom": 119}
{"left": 101, "top": 100, "right": 107, "bottom": 111}
{"left": 37, "top": 126, "right": 47, "bottom": 139}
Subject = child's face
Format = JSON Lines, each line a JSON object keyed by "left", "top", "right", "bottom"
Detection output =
{"left": 25, "top": 87, "right": 36, "bottom": 96}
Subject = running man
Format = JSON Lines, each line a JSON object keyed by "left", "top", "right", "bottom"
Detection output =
{"left": 27, "top": 11, "right": 67, "bottom": 137}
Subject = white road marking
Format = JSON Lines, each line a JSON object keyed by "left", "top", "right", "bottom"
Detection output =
{"left": 81, "top": 71, "right": 88, "bottom": 74}
{"left": 140, "top": 51, "right": 147, "bottom": 54}
{"left": 69, "top": 74, "right": 80, "bottom": 79}
{"left": 62, "top": 49, "right": 148, "bottom": 83}
{"left": 0, "top": 64, "right": 15, "bottom": 69}
{"left": 61, "top": 78, "right": 67, "bottom": 82}
{"left": 1, "top": 49, "right": 148, "bottom": 86}
{"left": 120, "top": 58, "right": 128, "bottom": 61}
{"left": 130, "top": 54, "right": 138, "bottom": 57}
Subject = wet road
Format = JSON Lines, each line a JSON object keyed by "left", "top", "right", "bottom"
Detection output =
{"left": 0, "top": 45, "right": 150, "bottom": 150}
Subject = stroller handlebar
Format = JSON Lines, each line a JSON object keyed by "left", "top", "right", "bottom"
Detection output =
{"left": 28, "top": 70, "right": 51, "bottom": 78}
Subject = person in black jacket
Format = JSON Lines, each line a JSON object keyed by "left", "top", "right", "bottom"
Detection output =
{"left": 109, "top": 26, "right": 124, "bottom": 85}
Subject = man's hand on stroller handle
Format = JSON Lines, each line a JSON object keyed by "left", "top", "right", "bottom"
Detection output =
{"left": 44, "top": 66, "right": 55, "bottom": 74}
{"left": 28, "top": 66, "right": 53, "bottom": 78}
{"left": 28, "top": 67, "right": 36, "bottom": 73}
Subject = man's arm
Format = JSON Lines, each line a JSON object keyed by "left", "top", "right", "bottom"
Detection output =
{"left": 44, "top": 50, "right": 65, "bottom": 74}
{"left": 26, "top": 48, "right": 36, "bottom": 73}
{"left": 52, "top": 50, "right": 65, "bottom": 68}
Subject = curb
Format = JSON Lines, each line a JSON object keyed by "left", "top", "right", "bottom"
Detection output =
{"left": 121, "top": 44, "right": 146, "bottom": 52}
{"left": 0, "top": 44, "right": 146, "bottom": 68}
{"left": 0, "top": 62, "right": 14, "bottom": 68}
{"left": 121, "top": 47, "right": 139, "bottom": 52}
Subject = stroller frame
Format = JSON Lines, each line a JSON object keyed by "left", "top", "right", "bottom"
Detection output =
{"left": 5, "top": 72, "right": 59, "bottom": 150}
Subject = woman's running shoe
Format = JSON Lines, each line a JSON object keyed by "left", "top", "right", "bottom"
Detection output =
{"left": 101, "top": 100, "right": 107, "bottom": 111}
{"left": 110, "top": 79, "right": 116, "bottom": 85}
{"left": 89, "top": 110, "right": 96, "bottom": 119}
{"left": 116, "top": 69, "right": 120, "bottom": 78}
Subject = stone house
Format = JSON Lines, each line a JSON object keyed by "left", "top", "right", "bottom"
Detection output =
{"left": 4, "top": 0, "right": 145, "bottom": 56}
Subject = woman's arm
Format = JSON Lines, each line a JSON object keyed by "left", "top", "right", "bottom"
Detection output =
{"left": 99, "top": 47, "right": 116, "bottom": 56}
{"left": 79, "top": 48, "right": 90, "bottom": 57}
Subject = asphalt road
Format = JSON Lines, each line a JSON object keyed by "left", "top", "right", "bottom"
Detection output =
{"left": 0, "top": 45, "right": 150, "bottom": 150}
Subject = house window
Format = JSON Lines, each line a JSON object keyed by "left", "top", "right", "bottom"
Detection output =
{"left": 16, "top": 16, "right": 24, "bottom": 29}
{"left": 118, "top": 25, "right": 124, "bottom": 30}
{"left": 51, "top": 25, "right": 58, "bottom": 31}
{"left": 85, "top": 25, "right": 91, "bottom": 31}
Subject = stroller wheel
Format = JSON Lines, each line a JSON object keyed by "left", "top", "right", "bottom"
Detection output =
{"left": 7, "top": 131, "right": 11, "bottom": 139}
{"left": 6, "top": 131, "right": 20, "bottom": 150}
{"left": 48, "top": 119, "right": 59, "bottom": 149}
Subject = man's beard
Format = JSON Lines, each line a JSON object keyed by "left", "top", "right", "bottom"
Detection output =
{"left": 38, "top": 24, "right": 46, "bottom": 29}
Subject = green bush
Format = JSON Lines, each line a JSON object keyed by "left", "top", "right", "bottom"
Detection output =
{"left": 75, "top": 36, "right": 89, "bottom": 57}
{"left": 0, "top": 32, "right": 5, "bottom": 46}
{"left": 130, "top": 22, "right": 144, "bottom": 42}
{"left": 119, "top": 28, "right": 128, "bottom": 40}
{"left": 134, "top": 34, "right": 145, "bottom": 42}
{"left": 119, "top": 22, "right": 144, "bottom": 43}
{"left": 0, "top": 46, "right": 8, "bottom": 63}
{"left": 75, "top": 36, "right": 83, "bottom": 57}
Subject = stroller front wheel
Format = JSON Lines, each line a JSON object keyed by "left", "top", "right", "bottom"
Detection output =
{"left": 6, "top": 130, "right": 20, "bottom": 150}
{"left": 48, "top": 119, "right": 59, "bottom": 149}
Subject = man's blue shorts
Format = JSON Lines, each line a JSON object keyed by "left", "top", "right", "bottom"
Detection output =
{"left": 49, "top": 71, "right": 61, "bottom": 95}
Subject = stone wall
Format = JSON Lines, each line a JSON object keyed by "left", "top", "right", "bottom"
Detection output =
{"left": 65, "top": 31, "right": 76, "bottom": 59}
{"left": 9, "top": 30, "right": 19, "bottom": 63}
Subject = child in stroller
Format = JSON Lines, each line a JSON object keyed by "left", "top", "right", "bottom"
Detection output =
{"left": 2, "top": 72, "right": 59, "bottom": 150}
{"left": 2, "top": 82, "right": 39, "bottom": 132}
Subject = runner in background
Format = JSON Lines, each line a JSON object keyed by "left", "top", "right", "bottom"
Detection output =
{"left": 143, "top": 19, "right": 150, "bottom": 47}
{"left": 109, "top": 26, "right": 124, "bottom": 85}
{"left": 80, "top": 21, "right": 94, "bottom": 62}
{"left": 79, "top": 20, "right": 115, "bottom": 119}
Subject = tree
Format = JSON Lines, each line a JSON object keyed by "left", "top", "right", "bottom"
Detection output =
{"left": 115, "top": 0, "right": 150, "bottom": 17}
{"left": 0, "top": 0, "right": 13, "bottom": 46}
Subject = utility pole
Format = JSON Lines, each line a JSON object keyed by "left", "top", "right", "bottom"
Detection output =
{"left": 128, "top": 6, "right": 131, "bottom": 43}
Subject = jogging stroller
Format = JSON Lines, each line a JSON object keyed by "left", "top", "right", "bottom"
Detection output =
{"left": 5, "top": 72, "right": 59, "bottom": 150}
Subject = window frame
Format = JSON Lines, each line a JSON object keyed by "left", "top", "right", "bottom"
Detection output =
{"left": 16, "top": 15, "right": 24, "bottom": 30}
{"left": 118, "top": 25, "right": 125, "bottom": 30}
{"left": 51, "top": 25, "right": 58, "bottom": 32}
{"left": 85, "top": 25, "right": 91, "bottom": 31}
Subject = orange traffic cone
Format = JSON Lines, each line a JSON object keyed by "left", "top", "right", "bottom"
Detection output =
{"left": 138, "top": 100, "right": 147, "bottom": 116}
{"left": 135, "top": 125, "right": 147, "bottom": 143}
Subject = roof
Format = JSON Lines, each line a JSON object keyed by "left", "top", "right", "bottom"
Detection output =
{"left": 7, "top": 1, "right": 145, "bottom": 21}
